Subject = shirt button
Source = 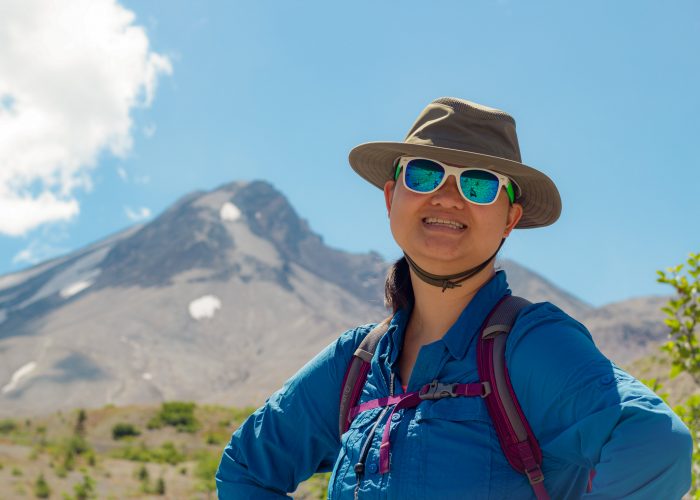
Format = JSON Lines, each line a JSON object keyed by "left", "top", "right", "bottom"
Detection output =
{"left": 392, "top": 413, "right": 402, "bottom": 422}
{"left": 368, "top": 462, "right": 378, "bottom": 474}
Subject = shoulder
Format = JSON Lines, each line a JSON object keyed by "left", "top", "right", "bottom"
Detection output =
{"left": 507, "top": 300, "right": 595, "bottom": 355}
{"left": 336, "top": 322, "right": 382, "bottom": 350}
{"left": 505, "top": 300, "right": 611, "bottom": 396}
{"left": 322, "top": 322, "right": 385, "bottom": 369}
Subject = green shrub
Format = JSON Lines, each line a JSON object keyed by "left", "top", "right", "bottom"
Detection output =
{"left": 155, "top": 477, "right": 166, "bottom": 495}
{"left": 73, "top": 473, "right": 96, "bottom": 500}
{"left": 136, "top": 464, "right": 149, "bottom": 482}
{"left": 111, "top": 422, "right": 141, "bottom": 440}
{"left": 112, "top": 441, "right": 186, "bottom": 465}
{"left": 148, "top": 401, "right": 200, "bottom": 432}
{"left": 11, "top": 466, "right": 22, "bottom": 476}
{"left": 74, "top": 409, "right": 87, "bottom": 437}
{"left": 205, "top": 432, "right": 227, "bottom": 445}
{"left": 0, "top": 419, "right": 18, "bottom": 434}
{"left": 34, "top": 472, "right": 51, "bottom": 498}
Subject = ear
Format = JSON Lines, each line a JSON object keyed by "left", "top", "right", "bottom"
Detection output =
{"left": 504, "top": 202, "right": 523, "bottom": 237}
{"left": 383, "top": 180, "right": 395, "bottom": 215}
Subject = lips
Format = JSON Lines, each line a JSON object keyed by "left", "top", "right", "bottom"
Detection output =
{"left": 422, "top": 217, "right": 465, "bottom": 230}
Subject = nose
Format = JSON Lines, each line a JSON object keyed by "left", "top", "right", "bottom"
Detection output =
{"left": 430, "top": 174, "right": 464, "bottom": 209}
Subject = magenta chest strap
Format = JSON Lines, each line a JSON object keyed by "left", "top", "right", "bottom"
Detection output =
{"left": 348, "top": 380, "right": 490, "bottom": 474}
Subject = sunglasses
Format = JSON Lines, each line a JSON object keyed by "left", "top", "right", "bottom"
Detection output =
{"left": 394, "top": 156, "right": 518, "bottom": 206}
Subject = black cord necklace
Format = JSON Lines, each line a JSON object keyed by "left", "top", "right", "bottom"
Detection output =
{"left": 404, "top": 238, "right": 505, "bottom": 292}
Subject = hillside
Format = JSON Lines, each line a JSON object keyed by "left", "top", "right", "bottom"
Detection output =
{"left": 0, "top": 402, "right": 328, "bottom": 499}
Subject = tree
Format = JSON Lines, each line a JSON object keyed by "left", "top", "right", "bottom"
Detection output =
{"left": 657, "top": 252, "right": 700, "bottom": 496}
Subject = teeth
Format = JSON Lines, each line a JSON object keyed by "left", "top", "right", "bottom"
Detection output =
{"left": 424, "top": 217, "right": 464, "bottom": 229}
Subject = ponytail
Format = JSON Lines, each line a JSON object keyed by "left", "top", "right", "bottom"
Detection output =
{"left": 384, "top": 256, "right": 414, "bottom": 313}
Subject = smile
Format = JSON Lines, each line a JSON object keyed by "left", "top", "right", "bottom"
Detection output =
{"left": 422, "top": 217, "right": 465, "bottom": 230}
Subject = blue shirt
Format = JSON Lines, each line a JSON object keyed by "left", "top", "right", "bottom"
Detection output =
{"left": 216, "top": 271, "right": 692, "bottom": 499}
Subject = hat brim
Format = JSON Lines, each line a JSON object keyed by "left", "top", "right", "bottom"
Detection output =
{"left": 349, "top": 141, "right": 561, "bottom": 229}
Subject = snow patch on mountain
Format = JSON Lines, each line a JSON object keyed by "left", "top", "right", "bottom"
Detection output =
{"left": 220, "top": 202, "right": 242, "bottom": 222}
{"left": 189, "top": 295, "right": 221, "bottom": 320}
{"left": 60, "top": 280, "right": 93, "bottom": 299}
{"left": 18, "top": 250, "right": 105, "bottom": 309}
{"left": 2, "top": 361, "right": 37, "bottom": 394}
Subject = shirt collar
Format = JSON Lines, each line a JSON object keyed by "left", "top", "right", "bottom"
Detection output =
{"left": 387, "top": 270, "right": 511, "bottom": 365}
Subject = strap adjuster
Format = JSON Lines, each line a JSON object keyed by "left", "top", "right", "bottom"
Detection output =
{"left": 525, "top": 466, "right": 545, "bottom": 484}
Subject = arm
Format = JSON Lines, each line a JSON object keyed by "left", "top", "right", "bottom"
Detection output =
{"left": 507, "top": 304, "right": 693, "bottom": 499}
{"left": 216, "top": 324, "right": 372, "bottom": 499}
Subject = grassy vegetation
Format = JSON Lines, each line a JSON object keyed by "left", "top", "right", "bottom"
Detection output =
{"left": 0, "top": 402, "right": 329, "bottom": 499}
{"left": 147, "top": 401, "right": 200, "bottom": 433}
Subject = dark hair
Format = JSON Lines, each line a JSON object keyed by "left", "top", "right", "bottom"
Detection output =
{"left": 384, "top": 256, "right": 414, "bottom": 313}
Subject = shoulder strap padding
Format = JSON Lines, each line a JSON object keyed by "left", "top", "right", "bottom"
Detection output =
{"left": 339, "top": 318, "right": 392, "bottom": 437}
{"left": 482, "top": 295, "right": 531, "bottom": 339}
{"left": 479, "top": 295, "right": 540, "bottom": 461}
{"left": 483, "top": 295, "right": 533, "bottom": 443}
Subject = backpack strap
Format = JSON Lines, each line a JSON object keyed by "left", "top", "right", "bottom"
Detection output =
{"left": 478, "top": 295, "right": 550, "bottom": 500}
{"left": 339, "top": 318, "right": 391, "bottom": 437}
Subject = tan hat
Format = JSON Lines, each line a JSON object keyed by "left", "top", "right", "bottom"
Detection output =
{"left": 349, "top": 97, "right": 561, "bottom": 228}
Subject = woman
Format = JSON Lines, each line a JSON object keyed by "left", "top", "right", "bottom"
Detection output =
{"left": 216, "top": 97, "right": 692, "bottom": 499}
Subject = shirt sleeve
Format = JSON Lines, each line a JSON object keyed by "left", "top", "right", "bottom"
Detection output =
{"left": 506, "top": 303, "right": 693, "bottom": 499}
{"left": 215, "top": 324, "right": 373, "bottom": 499}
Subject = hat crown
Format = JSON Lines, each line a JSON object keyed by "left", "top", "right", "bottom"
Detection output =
{"left": 404, "top": 97, "right": 522, "bottom": 163}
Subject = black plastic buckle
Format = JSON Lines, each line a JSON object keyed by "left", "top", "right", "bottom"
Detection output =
{"left": 419, "top": 380, "right": 458, "bottom": 400}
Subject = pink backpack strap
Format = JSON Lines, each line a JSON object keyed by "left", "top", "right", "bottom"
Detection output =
{"left": 478, "top": 295, "right": 550, "bottom": 500}
{"left": 339, "top": 318, "right": 391, "bottom": 437}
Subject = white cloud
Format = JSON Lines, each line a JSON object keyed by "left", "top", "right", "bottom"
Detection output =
{"left": 125, "top": 206, "right": 151, "bottom": 222}
{"left": 189, "top": 295, "right": 221, "bottom": 320}
{"left": 0, "top": 0, "right": 172, "bottom": 236}
{"left": 134, "top": 175, "right": 151, "bottom": 185}
{"left": 117, "top": 166, "right": 128, "bottom": 181}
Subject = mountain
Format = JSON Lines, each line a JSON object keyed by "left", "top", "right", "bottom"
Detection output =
{"left": 0, "top": 180, "right": 671, "bottom": 417}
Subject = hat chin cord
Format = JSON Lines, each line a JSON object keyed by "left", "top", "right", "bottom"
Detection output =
{"left": 404, "top": 238, "right": 506, "bottom": 293}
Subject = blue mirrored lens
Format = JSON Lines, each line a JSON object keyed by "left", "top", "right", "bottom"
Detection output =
{"left": 460, "top": 170, "right": 500, "bottom": 203}
{"left": 404, "top": 159, "right": 444, "bottom": 192}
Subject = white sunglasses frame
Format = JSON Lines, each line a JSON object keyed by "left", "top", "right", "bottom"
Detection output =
{"left": 395, "top": 156, "right": 519, "bottom": 206}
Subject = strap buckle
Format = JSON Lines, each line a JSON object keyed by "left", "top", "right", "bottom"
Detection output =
{"left": 480, "top": 381, "right": 492, "bottom": 398}
{"left": 525, "top": 466, "right": 545, "bottom": 485}
{"left": 419, "top": 380, "right": 458, "bottom": 400}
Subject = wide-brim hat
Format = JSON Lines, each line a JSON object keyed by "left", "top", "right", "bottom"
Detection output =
{"left": 349, "top": 97, "right": 561, "bottom": 228}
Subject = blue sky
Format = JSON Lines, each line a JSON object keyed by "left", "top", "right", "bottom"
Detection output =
{"left": 1, "top": 0, "right": 698, "bottom": 307}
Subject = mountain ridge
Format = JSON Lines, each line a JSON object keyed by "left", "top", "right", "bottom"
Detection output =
{"left": 0, "top": 179, "right": 671, "bottom": 417}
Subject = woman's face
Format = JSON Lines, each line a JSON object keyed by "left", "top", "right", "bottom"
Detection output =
{"left": 384, "top": 164, "right": 523, "bottom": 276}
